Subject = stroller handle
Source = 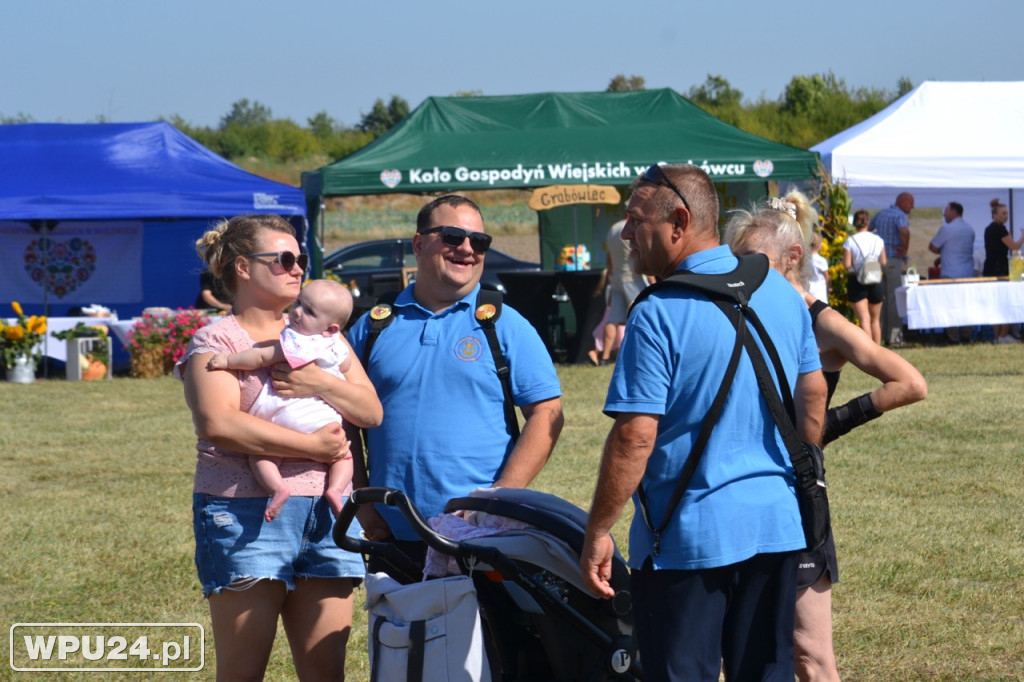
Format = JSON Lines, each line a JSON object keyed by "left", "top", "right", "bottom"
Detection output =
{"left": 333, "top": 487, "right": 463, "bottom": 557}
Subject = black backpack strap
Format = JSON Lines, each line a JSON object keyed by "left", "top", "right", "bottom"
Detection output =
{"left": 361, "top": 290, "right": 400, "bottom": 367}
{"left": 406, "top": 619, "right": 426, "bottom": 682}
{"left": 636, "top": 304, "right": 747, "bottom": 556}
{"left": 738, "top": 302, "right": 799, "bottom": 421}
{"left": 630, "top": 254, "right": 770, "bottom": 555}
{"left": 630, "top": 253, "right": 770, "bottom": 313}
{"left": 475, "top": 289, "right": 521, "bottom": 442}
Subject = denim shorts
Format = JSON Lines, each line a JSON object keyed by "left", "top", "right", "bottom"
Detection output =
{"left": 193, "top": 493, "right": 365, "bottom": 597}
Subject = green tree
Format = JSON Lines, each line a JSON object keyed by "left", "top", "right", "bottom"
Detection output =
{"left": 216, "top": 99, "right": 279, "bottom": 159}
{"left": 606, "top": 74, "right": 646, "bottom": 92}
{"left": 688, "top": 74, "right": 742, "bottom": 109}
{"left": 220, "top": 99, "right": 272, "bottom": 129}
{"left": 327, "top": 129, "right": 376, "bottom": 161}
{"left": 307, "top": 111, "right": 338, "bottom": 140}
{"left": 775, "top": 72, "right": 895, "bottom": 148}
{"left": 358, "top": 95, "right": 409, "bottom": 137}
{"left": 387, "top": 96, "right": 410, "bottom": 126}
{"left": 687, "top": 74, "right": 743, "bottom": 125}
{"left": 264, "top": 120, "right": 318, "bottom": 162}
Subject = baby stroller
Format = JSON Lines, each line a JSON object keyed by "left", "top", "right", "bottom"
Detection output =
{"left": 334, "top": 486, "right": 642, "bottom": 682}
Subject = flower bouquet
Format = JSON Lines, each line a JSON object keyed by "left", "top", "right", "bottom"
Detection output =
{"left": 0, "top": 302, "right": 47, "bottom": 380}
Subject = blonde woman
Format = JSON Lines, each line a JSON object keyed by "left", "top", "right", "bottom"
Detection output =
{"left": 176, "top": 214, "right": 382, "bottom": 680}
{"left": 727, "top": 190, "right": 927, "bottom": 682}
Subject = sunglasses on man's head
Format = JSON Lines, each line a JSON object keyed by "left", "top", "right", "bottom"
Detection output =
{"left": 246, "top": 251, "right": 309, "bottom": 271}
{"left": 642, "top": 163, "right": 691, "bottom": 213}
{"left": 419, "top": 225, "right": 493, "bottom": 254}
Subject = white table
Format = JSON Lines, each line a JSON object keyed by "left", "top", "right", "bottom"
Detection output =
{"left": 895, "top": 282, "right": 1024, "bottom": 329}
{"left": 107, "top": 319, "right": 138, "bottom": 346}
{"left": 4, "top": 316, "right": 139, "bottom": 363}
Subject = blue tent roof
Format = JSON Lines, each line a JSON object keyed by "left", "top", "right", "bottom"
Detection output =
{"left": 0, "top": 121, "right": 306, "bottom": 219}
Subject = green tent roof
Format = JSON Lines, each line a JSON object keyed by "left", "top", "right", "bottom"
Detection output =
{"left": 303, "top": 88, "right": 819, "bottom": 197}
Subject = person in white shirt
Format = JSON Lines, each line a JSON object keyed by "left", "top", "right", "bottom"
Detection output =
{"left": 843, "top": 210, "right": 887, "bottom": 344}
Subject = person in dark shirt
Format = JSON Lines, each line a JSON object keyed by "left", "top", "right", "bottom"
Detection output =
{"left": 195, "top": 269, "right": 233, "bottom": 311}
{"left": 982, "top": 198, "right": 1024, "bottom": 343}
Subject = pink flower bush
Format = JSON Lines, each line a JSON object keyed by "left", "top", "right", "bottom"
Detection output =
{"left": 127, "top": 309, "right": 208, "bottom": 367}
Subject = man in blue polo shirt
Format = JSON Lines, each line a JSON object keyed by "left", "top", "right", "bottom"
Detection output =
{"left": 348, "top": 195, "right": 564, "bottom": 578}
{"left": 581, "top": 164, "right": 825, "bottom": 681}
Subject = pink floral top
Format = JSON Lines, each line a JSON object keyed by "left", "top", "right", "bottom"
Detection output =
{"left": 175, "top": 315, "right": 329, "bottom": 497}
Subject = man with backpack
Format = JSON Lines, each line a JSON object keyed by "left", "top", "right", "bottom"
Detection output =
{"left": 580, "top": 164, "right": 826, "bottom": 681}
{"left": 347, "top": 195, "right": 564, "bottom": 579}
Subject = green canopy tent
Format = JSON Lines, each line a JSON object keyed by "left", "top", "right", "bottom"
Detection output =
{"left": 302, "top": 88, "right": 819, "bottom": 270}
{"left": 302, "top": 88, "right": 819, "bottom": 362}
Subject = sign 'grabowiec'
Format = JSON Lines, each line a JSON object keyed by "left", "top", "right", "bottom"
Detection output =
{"left": 303, "top": 88, "right": 820, "bottom": 197}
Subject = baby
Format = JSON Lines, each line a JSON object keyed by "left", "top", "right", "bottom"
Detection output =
{"left": 208, "top": 279, "right": 354, "bottom": 521}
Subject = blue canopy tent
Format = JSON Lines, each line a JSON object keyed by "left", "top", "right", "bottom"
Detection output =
{"left": 0, "top": 122, "right": 307, "bottom": 320}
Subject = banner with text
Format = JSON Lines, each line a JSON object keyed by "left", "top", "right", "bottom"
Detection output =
{"left": 0, "top": 221, "right": 144, "bottom": 304}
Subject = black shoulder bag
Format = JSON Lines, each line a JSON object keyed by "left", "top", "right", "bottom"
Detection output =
{"left": 630, "top": 254, "right": 829, "bottom": 556}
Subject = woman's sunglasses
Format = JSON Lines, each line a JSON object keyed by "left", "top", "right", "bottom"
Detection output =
{"left": 246, "top": 251, "right": 309, "bottom": 271}
{"left": 642, "top": 163, "right": 691, "bottom": 213}
{"left": 419, "top": 225, "right": 493, "bottom": 254}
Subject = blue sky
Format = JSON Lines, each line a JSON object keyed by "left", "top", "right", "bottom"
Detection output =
{"left": 3, "top": 0, "right": 1021, "bottom": 129}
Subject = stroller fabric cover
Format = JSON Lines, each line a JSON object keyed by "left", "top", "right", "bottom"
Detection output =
{"left": 365, "top": 572, "right": 492, "bottom": 682}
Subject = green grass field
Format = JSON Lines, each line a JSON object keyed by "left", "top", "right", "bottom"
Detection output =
{"left": 1, "top": 344, "right": 1022, "bottom": 680}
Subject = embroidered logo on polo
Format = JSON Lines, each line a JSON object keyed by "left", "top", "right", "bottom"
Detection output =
{"left": 454, "top": 336, "right": 484, "bottom": 362}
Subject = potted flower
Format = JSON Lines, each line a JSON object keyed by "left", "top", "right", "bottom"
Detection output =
{"left": 126, "top": 309, "right": 207, "bottom": 378}
{"left": 0, "top": 302, "right": 47, "bottom": 383}
{"left": 51, "top": 322, "right": 110, "bottom": 381}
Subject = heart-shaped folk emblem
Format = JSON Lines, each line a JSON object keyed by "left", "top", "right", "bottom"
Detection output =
{"left": 23, "top": 236, "right": 97, "bottom": 298}
{"left": 379, "top": 169, "right": 402, "bottom": 189}
{"left": 753, "top": 160, "right": 775, "bottom": 178}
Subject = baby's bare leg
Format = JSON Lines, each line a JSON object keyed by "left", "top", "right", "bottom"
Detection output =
{"left": 324, "top": 457, "right": 353, "bottom": 518}
{"left": 249, "top": 456, "right": 291, "bottom": 522}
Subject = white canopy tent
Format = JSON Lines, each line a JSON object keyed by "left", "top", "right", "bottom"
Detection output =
{"left": 812, "top": 81, "right": 1024, "bottom": 240}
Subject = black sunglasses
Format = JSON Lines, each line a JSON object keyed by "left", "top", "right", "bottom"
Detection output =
{"left": 642, "top": 164, "right": 691, "bottom": 213}
{"left": 246, "top": 251, "right": 309, "bottom": 271}
{"left": 419, "top": 225, "right": 493, "bottom": 254}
